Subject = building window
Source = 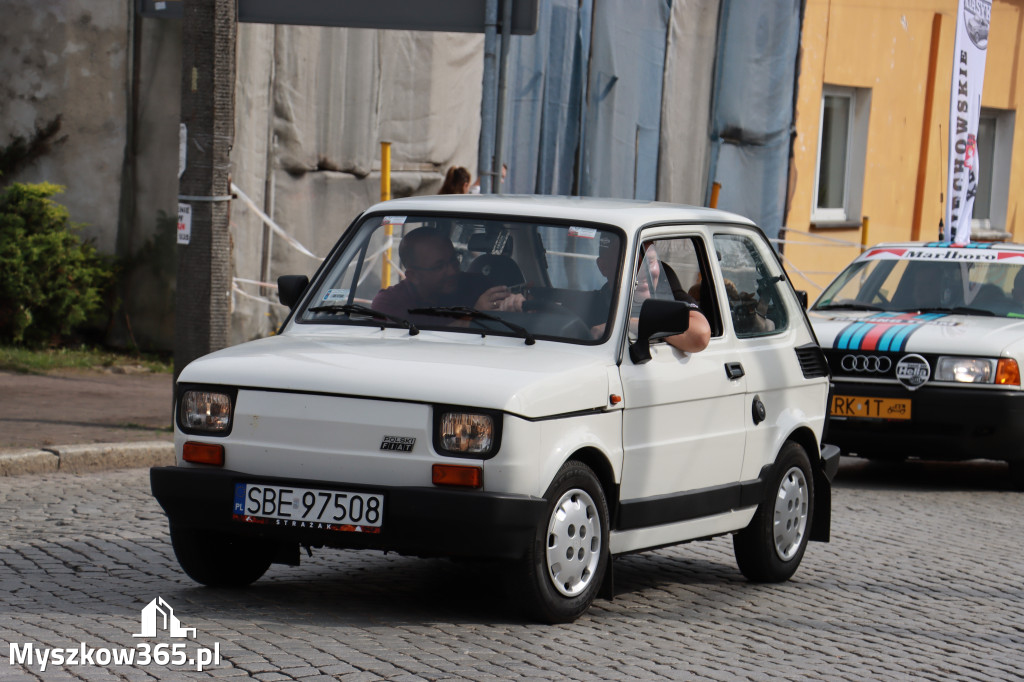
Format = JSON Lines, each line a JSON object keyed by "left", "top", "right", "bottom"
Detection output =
{"left": 812, "top": 85, "right": 871, "bottom": 226}
{"left": 972, "top": 108, "right": 1015, "bottom": 233}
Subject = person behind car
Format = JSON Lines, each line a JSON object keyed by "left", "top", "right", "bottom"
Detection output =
{"left": 372, "top": 227, "right": 524, "bottom": 323}
{"left": 438, "top": 166, "right": 471, "bottom": 194}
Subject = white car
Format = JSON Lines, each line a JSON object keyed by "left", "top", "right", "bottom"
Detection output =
{"left": 151, "top": 195, "right": 837, "bottom": 623}
{"left": 808, "top": 241, "right": 1024, "bottom": 489}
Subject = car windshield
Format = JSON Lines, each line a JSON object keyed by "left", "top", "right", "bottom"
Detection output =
{"left": 813, "top": 251, "right": 1024, "bottom": 318}
{"left": 298, "top": 214, "right": 624, "bottom": 343}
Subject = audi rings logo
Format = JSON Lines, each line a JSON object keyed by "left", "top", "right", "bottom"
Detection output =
{"left": 840, "top": 354, "right": 892, "bottom": 373}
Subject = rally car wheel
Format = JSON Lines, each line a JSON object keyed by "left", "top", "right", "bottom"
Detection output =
{"left": 1009, "top": 461, "right": 1024, "bottom": 492}
{"left": 733, "top": 441, "right": 814, "bottom": 582}
{"left": 170, "top": 526, "right": 273, "bottom": 588}
{"left": 519, "top": 461, "right": 609, "bottom": 623}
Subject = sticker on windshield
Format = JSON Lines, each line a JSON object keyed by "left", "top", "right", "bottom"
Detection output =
{"left": 861, "top": 246, "right": 1024, "bottom": 263}
{"left": 382, "top": 216, "right": 406, "bottom": 226}
{"left": 568, "top": 226, "right": 597, "bottom": 239}
{"left": 322, "top": 289, "right": 350, "bottom": 302}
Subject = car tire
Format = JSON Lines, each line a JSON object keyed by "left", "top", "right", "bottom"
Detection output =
{"left": 518, "top": 460, "right": 610, "bottom": 623}
{"left": 733, "top": 441, "right": 814, "bottom": 582}
{"left": 170, "top": 526, "right": 273, "bottom": 588}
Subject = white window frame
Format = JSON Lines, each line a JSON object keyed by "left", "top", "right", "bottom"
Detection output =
{"left": 812, "top": 85, "right": 871, "bottom": 226}
{"left": 972, "top": 107, "right": 1015, "bottom": 233}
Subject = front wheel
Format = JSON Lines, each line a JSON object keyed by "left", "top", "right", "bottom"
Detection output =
{"left": 170, "top": 526, "right": 274, "bottom": 588}
{"left": 518, "top": 461, "right": 610, "bottom": 623}
{"left": 733, "top": 441, "right": 814, "bottom": 582}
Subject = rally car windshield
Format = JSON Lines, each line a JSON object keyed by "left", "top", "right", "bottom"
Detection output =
{"left": 297, "top": 215, "right": 625, "bottom": 343}
{"left": 813, "top": 253, "right": 1024, "bottom": 318}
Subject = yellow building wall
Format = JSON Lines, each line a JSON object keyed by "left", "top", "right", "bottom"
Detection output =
{"left": 784, "top": 0, "right": 1024, "bottom": 296}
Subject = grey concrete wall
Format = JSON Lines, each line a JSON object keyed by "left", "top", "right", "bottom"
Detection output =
{"left": 0, "top": 0, "right": 130, "bottom": 252}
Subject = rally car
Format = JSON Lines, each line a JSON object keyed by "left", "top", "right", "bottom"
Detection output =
{"left": 151, "top": 195, "right": 837, "bottom": 622}
{"left": 808, "top": 241, "right": 1024, "bottom": 489}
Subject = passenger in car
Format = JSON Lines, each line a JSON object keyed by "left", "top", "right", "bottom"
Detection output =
{"left": 372, "top": 227, "right": 525, "bottom": 322}
{"left": 590, "top": 242, "right": 710, "bottom": 353}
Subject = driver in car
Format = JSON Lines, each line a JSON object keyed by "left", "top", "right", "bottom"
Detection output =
{"left": 372, "top": 227, "right": 525, "bottom": 323}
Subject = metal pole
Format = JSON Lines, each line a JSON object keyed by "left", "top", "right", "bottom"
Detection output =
{"left": 492, "top": 0, "right": 514, "bottom": 195}
{"left": 911, "top": 13, "right": 943, "bottom": 242}
{"left": 477, "top": 0, "right": 499, "bottom": 194}
{"left": 381, "top": 142, "right": 393, "bottom": 289}
{"left": 175, "top": 0, "right": 237, "bottom": 381}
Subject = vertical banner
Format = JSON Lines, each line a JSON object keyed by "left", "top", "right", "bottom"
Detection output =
{"left": 944, "top": 0, "right": 991, "bottom": 244}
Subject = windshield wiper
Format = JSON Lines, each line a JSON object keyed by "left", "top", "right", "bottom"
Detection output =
{"left": 914, "top": 306, "right": 994, "bottom": 317}
{"left": 814, "top": 302, "right": 886, "bottom": 311}
{"left": 408, "top": 306, "right": 536, "bottom": 345}
{"left": 306, "top": 303, "right": 419, "bottom": 335}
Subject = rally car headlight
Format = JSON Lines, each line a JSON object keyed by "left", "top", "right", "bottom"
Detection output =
{"left": 179, "top": 389, "right": 234, "bottom": 434}
{"left": 935, "top": 357, "right": 995, "bottom": 384}
{"left": 434, "top": 409, "right": 501, "bottom": 458}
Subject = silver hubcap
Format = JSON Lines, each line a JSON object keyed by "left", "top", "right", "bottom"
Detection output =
{"left": 545, "top": 488, "right": 602, "bottom": 597}
{"left": 773, "top": 466, "right": 809, "bottom": 561}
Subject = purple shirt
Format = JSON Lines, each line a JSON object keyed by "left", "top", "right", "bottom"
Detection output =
{"left": 371, "top": 273, "right": 491, "bottom": 325}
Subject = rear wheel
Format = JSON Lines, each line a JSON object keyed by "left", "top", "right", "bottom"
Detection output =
{"left": 518, "top": 461, "right": 610, "bottom": 623}
{"left": 733, "top": 441, "right": 814, "bottom": 582}
{"left": 170, "top": 526, "right": 273, "bottom": 588}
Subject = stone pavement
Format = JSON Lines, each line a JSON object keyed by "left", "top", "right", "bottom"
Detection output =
{"left": 0, "top": 369, "right": 175, "bottom": 476}
{"left": 1, "top": 461, "right": 1022, "bottom": 680}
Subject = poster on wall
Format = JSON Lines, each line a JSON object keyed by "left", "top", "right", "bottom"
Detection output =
{"left": 944, "top": 0, "right": 991, "bottom": 245}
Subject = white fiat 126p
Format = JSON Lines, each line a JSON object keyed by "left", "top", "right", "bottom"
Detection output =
{"left": 151, "top": 195, "right": 838, "bottom": 622}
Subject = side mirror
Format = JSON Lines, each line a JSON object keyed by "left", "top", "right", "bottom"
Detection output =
{"left": 628, "top": 299, "right": 692, "bottom": 364}
{"left": 277, "top": 275, "right": 309, "bottom": 310}
{"left": 796, "top": 290, "right": 809, "bottom": 309}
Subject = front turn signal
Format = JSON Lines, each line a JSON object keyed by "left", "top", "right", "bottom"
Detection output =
{"left": 995, "top": 358, "right": 1020, "bottom": 386}
{"left": 183, "top": 441, "right": 225, "bottom": 466}
{"left": 432, "top": 464, "right": 482, "bottom": 488}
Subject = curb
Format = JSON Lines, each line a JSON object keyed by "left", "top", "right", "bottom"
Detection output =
{"left": 0, "top": 441, "right": 174, "bottom": 477}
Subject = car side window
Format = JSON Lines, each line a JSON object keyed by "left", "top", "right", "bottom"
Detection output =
{"left": 713, "top": 234, "right": 788, "bottom": 337}
{"left": 627, "top": 236, "right": 722, "bottom": 341}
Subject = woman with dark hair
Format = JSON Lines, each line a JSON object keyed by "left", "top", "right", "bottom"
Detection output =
{"left": 438, "top": 166, "right": 471, "bottom": 194}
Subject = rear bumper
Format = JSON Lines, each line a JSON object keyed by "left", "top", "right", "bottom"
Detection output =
{"left": 827, "top": 382, "right": 1024, "bottom": 461}
{"left": 150, "top": 466, "right": 546, "bottom": 560}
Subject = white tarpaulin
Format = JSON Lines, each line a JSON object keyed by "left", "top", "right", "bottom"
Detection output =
{"left": 944, "top": 0, "right": 991, "bottom": 245}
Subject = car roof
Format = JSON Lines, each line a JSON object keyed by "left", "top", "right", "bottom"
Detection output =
{"left": 360, "top": 194, "right": 757, "bottom": 237}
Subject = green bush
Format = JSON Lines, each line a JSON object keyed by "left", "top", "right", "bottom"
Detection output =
{"left": 0, "top": 182, "right": 113, "bottom": 345}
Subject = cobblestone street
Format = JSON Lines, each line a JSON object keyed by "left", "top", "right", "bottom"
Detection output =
{"left": 2, "top": 459, "right": 1022, "bottom": 680}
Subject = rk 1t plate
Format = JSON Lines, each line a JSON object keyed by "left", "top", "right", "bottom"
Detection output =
{"left": 830, "top": 395, "right": 911, "bottom": 420}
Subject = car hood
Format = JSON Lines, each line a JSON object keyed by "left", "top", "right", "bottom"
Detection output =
{"left": 177, "top": 328, "right": 612, "bottom": 419}
{"left": 808, "top": 309, "right": 1024, "bottom": 356}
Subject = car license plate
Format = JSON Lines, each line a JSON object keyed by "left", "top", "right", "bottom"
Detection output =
{"left": 233, "top": 483, "right": 383, "bottom": 533}
{"left": 830, "top": 395, "right": 911, "bottom": 420}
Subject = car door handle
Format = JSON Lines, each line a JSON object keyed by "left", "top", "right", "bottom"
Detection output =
{"left": 724, "top": 362, "right": 745, "bottom": 379}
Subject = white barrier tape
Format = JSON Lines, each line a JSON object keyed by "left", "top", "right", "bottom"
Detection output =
{"left": 778, "top": 227, "right": 862, "bottom": 247}
{"left": 779, "top": 253, "right": 826, "bottom": 291}
{"left": 232, "top": 283, "right": 287, "bottom": 307}
{"left": 230, "top": 183, "right": 323, "bottom": 261}
{"left": 770, "top": 238, "right": 859, "bottom": 248}
{"left": 234, "top": 277, "right": 278, "bottom": 289}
